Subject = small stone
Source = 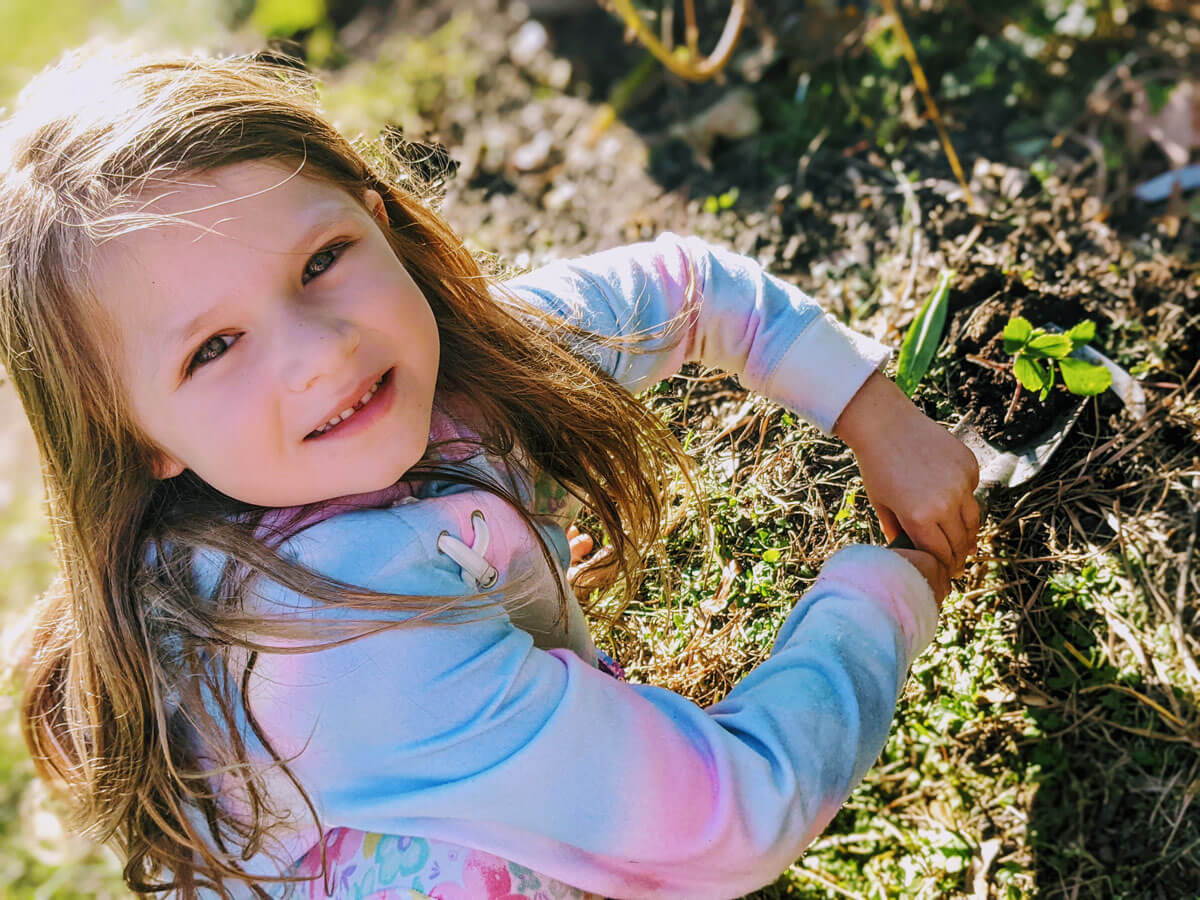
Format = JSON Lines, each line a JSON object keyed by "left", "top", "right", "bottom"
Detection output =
{"left": 542, "top": 181, "right": 577, "bottom": 211}
{"left": 596, "top": 135, "right": 623, "bottom": 161}
{"left": 547, "top": 58, "right": 572, "bottom": 90}
{"left": 512, "top": 130, "right": 554, "bottom": 171}
{"left": 668, "top": 88, "right": 761, "bottom": 162}
{"left": 510, "top": 20, "right": 548, "bottom": 67}
{"left": 1000, "top": 167, "right": 1032, "bottom": 200}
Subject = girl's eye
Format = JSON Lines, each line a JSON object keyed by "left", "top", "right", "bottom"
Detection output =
{"left": 186, "top": 334, "right": 236, "bottom": 375}
{"left": 302, "top": 241, "right": 351, "bottom": 284}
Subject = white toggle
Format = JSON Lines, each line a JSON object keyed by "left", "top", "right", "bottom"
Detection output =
{"left": 436, "top": 510, "right": 499, "bottom": 589}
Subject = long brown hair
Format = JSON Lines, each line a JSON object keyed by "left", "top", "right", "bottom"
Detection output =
{"left": 0, "top": 44, "right": 698, "bottom": 897}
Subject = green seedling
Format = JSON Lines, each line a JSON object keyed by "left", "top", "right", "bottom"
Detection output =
{"left": 895, "top": 269, "right": 954, "bottom": 397}
{"left": 1002, "top": 316, "right": 1112, "bottom": 418}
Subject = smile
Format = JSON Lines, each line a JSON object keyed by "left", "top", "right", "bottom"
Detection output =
{"left": 304, "top": 368, "right": 395, "bottom": 441}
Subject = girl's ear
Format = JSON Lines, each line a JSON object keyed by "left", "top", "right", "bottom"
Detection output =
{"left": 152, "top": 453, "right": 185, "bottom": 480}
{"left": 364, "top": 188, "right": 388, "bottom": 226}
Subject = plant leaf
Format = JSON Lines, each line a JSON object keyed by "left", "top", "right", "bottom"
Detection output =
{"left": 1036, "top": 358, "right": 1055, "bottom": 400}
{"left": 1002, "top": 316, "right": 1033, "bottom": 353}
{"left": 896, "top": 269, "right": 954, "bottom": 396}
{"left": 1059, "top": 358, "right": 1113, "bottom": 395}
{"left": 1014, "top": 354, "right": 1046, "bottom": 392}
{"left": 1066, "top": 319, "right": 1096, "bottom": 347}
{"left": 1026, "top": 333, "right": 1074, "bottom": 358}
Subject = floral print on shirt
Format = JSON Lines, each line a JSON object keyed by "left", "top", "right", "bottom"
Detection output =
{"left": 284, "top": 829, "right": 602, "bottom": 899}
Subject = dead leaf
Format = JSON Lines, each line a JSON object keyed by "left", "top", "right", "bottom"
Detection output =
{"left": 701, "top": 558, "right": 740, "bottom": 616}
{"left": 970, "top": 838, "right": 1003, "bottom": 900}
{"left": 1128, "top": 78, "right": 1200, "bottom": 169}
{"left": 668, "top": 88, "right": 761, "bottom": 168}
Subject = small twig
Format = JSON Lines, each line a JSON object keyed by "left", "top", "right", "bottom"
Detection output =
{"left": 608, "top": 0, "right": 747, "bottom": 82}
{"left": 1003, "top": 381, "right": 1022, "bottom": 426}
{"left": 964, "top": 353, "right": 1010, "bottom": 372}
{"left": 683, "top": 0, "right": 699, "bottom": 57}
{"left": 1078, "top": 684, "right": 1193, "bottom": 733}
{"left": 951, "top": 221, "right": 984, "bottom": 262}
{"left": 789, "top": 863, "right": 867, "bottom": 900}
{"left": 1172, "top": 479, "right": 1200, "bottom": 686}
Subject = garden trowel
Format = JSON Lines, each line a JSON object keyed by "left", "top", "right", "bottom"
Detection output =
{"left": 889, "top": 332, "right": 1145, "bottom": 552}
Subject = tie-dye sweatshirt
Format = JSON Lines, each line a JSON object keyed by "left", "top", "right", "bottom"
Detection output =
{"left": 187, "top": 233, "right": 939, "bottom": 899}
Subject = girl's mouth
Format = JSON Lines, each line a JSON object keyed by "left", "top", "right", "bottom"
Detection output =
{"left": 304, "top": 368, "right": 395, "bottom": 441}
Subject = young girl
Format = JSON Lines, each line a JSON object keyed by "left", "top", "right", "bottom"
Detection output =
{"left": 1, "top": 46, "right": 979, "bottom": 899}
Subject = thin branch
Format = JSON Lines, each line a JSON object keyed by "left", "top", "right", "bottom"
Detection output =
{"left": 607, "top": 0, "right": 747, "bottom": 82}
{"left": 878, "top": 0, "right": 981, "bottom": 213}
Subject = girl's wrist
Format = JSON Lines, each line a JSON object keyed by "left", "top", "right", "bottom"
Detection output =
{"left": 832, "top": 371, "right": 917, "bottom": 453}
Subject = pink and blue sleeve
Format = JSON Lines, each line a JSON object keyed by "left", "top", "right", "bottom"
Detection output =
{"left": 499, "top": 232, "right": 891, "bottom": 434}
{"left": 237, "top": 512, "right": 937, "bottom": 898}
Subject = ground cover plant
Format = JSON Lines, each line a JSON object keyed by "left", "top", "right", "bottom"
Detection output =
{"left": 0, "top": 1, "right": 1197, "bottom": 898}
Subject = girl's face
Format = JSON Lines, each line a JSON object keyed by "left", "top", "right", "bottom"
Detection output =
{"left": 91, "top": 161, "right": 441, "bottom": 507}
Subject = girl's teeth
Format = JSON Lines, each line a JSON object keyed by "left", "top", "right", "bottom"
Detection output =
{"left": 313, "top": 375, "right": 385, "bottom": 435}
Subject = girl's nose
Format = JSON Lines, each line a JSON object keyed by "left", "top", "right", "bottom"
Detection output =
{"left": 279, "top": 312, "right": 362, "bottom": 392}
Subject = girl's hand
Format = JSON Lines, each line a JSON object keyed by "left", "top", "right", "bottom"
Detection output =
{"left": 565, "top": 524, "right": 594, "bottom": 568}
{"left": 891, "top": 548, "right": 950, "bottom": 609}
{"left": 565, "top": 524, "right": 599, "bottom": 590}
{"left": 834, "top": 372, "right": 980, "bottom": 576}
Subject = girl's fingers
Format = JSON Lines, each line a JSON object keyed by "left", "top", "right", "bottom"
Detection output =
{"left": 939, "top": 522, "right": 965, "bottom": 577}
{"left": 941, "top": 516, "right": 969, "bottom": 576}
{"left": 962, "top": 500, "right": 981, "bottom": 556}
{"left": 876, "top": 504, "right": 902, "bottom": 544}
{"left": 913, "top": 522, "right": 955, "bottom": 576}
{"left": 568, "top": 530, "right": 594, "bottom": 565}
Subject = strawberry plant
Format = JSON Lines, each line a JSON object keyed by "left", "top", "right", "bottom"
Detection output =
{"left": 1002, "top": 316, "right": 1113, "bottom": 402}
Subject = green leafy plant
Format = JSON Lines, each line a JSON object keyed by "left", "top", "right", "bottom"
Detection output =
{"left": 1002, "top": 316, "right": 1113, "bottom": 401}
{"left": 896, "top": 269, "right": 954, "bottom": 397}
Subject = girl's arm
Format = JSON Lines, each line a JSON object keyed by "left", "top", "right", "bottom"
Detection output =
{"left": 501, "top": 233, "right": 979, "bottom": 574}
{"left": 234, "top": 509, "right": 937, "bottom": 900}
{"left": 500, "top": 232, "right": 888, "bottom": 436}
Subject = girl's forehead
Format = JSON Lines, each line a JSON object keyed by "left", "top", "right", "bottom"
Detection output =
{"left": 133, "top": 160, "right": 349, "bottom": 221}
{"left": 93, "top": 161, "right": 360, "bottom": 278}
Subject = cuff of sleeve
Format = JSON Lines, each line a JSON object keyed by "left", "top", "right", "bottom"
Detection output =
{"left": 815, "top": 545, "right": 939, "bottom": 666}
{"left": 763, "top": 315, "right": 892, "bottom": 435}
